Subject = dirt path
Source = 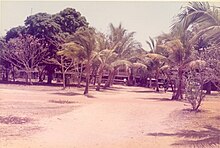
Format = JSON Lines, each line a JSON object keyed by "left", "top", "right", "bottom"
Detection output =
{"left": 0, "top": 85, "right": 219, "bottom": 148}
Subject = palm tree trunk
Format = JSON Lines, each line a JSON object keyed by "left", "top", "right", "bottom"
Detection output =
{"left": 77, "top": 64, "right": 83, "bottom": 87}
{"left": 104, "top": 70, "right": 113, "bottom": 88}
{"left": 96, "top": 69, "right": 103, "bottom": 91}
{"left": 110, "top": 69, "right": 117, "bottom": 86}
{"left": 84, "top": 62, "right": 90, "bottom": 95}
{"left": 172, "top": 68, "right": 183, "bottom": 100}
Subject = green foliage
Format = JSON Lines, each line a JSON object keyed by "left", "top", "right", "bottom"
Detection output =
{"left": 53, "top": 8, "right": 88, "bottom": 34}
{"left": 5, "top": 26, "right": 26, "bottom": 42}
{"left": 25, "top": 13, "right": 61, "bottom": 38}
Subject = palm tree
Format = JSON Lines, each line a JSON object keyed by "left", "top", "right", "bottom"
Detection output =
{"left": 158, "top": 38, "right": 193, "bottom": 100}
{"left": 104, "top": 23, "right": 141, "bottom": 88}
{"left": 173, "top": 2, "right": 220, "bottom": 45}
{"left": 63, "top": 27, "right": 97, "bottom": 95}
{"left": 172, "top": 2, "right": 220, "bottom": 95}
{"left": 146, "top": 36, "right": 156, "bottom": 53}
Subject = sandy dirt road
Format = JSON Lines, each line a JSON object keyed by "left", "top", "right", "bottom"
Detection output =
{"left": 0, "top": 84, "right": 219, "bottom": 148}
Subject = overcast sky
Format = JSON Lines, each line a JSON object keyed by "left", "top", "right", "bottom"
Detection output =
{"left": 0, "top": 1, "right": 219, "bottom": 49}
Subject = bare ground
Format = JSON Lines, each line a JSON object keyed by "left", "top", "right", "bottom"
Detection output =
{"left": 0, "top": 84, "right": 219, "bottom": 148}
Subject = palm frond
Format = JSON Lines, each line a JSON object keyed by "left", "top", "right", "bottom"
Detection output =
{"left": 111, "top": 60, "right": 132, "bottom": 69}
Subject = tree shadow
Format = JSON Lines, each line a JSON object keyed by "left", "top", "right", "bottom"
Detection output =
{"left": 138, "top": 97, "right": 171, "bottom": 101}
{"left": 102, "top": 86, "right": 125, "bottom": 91}
{"left": 128, "top": 90, "right": 157, "bottom": 93}
{"left": 148, "top": 125, "right": 220, "bottom": 147}
{"left": 51, "top": 92, "right": 82, "bottom": 96}
{"left": 213, "top": 116, "right": 220, "bottom": 121}
{"left": 85, "top": 94, "right": 96, "bottom": 98}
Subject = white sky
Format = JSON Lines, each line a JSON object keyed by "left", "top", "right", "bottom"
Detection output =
{"left": 0, "top": 1, "right": 219, "bottom": 50}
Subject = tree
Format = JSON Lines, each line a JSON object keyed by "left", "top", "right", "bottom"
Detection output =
{"left": 158, "top": 38, "right": 193, "bottom": 100}
{"left": 5, "top": 26, "right": 26, "bottom": 42}
{"left": 55, "top": 43, "right": 81, "bottom": 89}
{"left": 146, "top": 36, "right": 156, "bottom": 53}
{"left": 53, "top": 8, "right": 88, "bottom": 34}
{"left": 24, "top": 8, "right": 89, "bottom": 84}
{"left": 104, "top": 23, "right": 141, "bottom": 88}
{"left": 1, "top": 34, "right": 48, "bottom": 84}
{"left": 173, "top": 2, "right": 220, "bottom": 45}
{"left": 0, "top": 38, "right": 11, "bottom": 81}
{"left": 185, "top": 59, "right": 213, "bottom": 111}
{"left": 64, "top": 27, "right": 97, "bottom": 95}
{"left": 172, "top": 2, "right": 220, "bottom": 96}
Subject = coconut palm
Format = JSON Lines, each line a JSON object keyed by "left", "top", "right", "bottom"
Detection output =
{"left": 158, "top": 38, "right": 193, "bottom": 100}
{"left": 104, "top": 23, "right": 141, "bottom": 88}
{"left": 173, "top": 2, "right": 220, "bottom": 45}
{"left": 146, "top": 36, "right": 156, "bottom": 53}
{"left": 62, "top": 27, "right": 97, "bottom": 95}
{"left": 172, "top": 2, "right": 220, "bottom": 95}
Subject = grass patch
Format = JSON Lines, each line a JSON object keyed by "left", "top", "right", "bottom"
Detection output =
{"left": 0, "top": 115, "right": 32, "bottom": 124}
{"left": 49, "top": 99, "right": 78, "bottom": 104}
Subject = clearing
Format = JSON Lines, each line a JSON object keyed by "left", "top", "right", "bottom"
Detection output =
{"left": 0, "top": 84, "right": 219, "bottom": 148}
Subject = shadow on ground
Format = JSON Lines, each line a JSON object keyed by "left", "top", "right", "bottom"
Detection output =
{"left": 51, "top": 92, "right": 82, "bottom": 96}
{"left": 127, "top": 90, "right": 156, "bottom": 93}
{"left": 138, "top": 97, "right": 171, "bottom": 101}
{"left": 148, "top": 125, "right": 220, "bottom": 147}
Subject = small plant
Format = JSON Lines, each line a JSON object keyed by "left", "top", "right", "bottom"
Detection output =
{"left": 185, "top": 60, "right": 210, "bottom": 111}
{"left": 185, "top": 75, "right": 205, "bottom": 111}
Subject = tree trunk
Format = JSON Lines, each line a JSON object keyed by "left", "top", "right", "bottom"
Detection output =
{"left": 104, "top": 70, "right": 112, "bottom": 88}
{"left": 62, "top": 72, "right": 66, "bottom": 90}
{"left": 96, "top": 68, "right": 103, "bottom": 91}
{"left": 61, "top": 57, "right": 66, "bottom": 90}
{"left": 47, "top": 72, "right": 53, "bottom": 84}
{"left": 155, "top": 70, "right": 159, "bottom": 92}
{"left": 26, "top": 70, "right": 33, "bottom": 85}
{"left": 172, "top": 69, "right": 183, "bottom": 100}
{"left": 5, "top": 68, "right": 9, "bottom": 82}
{"left": 39, "top": 73, "right": 44, "bottom": 82}
{"left": 206, "top": 81, "right": 212, "bottom": 94}
{"left": 110, "top": 69, "right": 117, "bottom": 86}
{"left": 93, "top": 69, "right": 98, "bottom": 86}
{"left": 128, "top": 68, "right": 134, "bottom": 86}
{"left": 77, "top": 64, "right": 83, "bottom": 87}
{"left": 149, "top": 76, "right": 152, "bottom": 88}
{"left": 12, "top": 66, "right": 15, "bottom": 82}
{"left": 84, "top": 62, "right": 90, "bottom": 95}
{"left": 38, "top": 67, "right": 45, "bottom": 82}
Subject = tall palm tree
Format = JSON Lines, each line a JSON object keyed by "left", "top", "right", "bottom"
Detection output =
{"left": 146, "top": 36, "right": 156, "bottom": 53}
{"left": 63, "top": 27, "right": 97, "bottom": 95}
{"left": 104, "top": 23, "right": 141, "bottom": 88}
{"left": 173, "top": 2, "right": 220, "bottom": 45}
{"left": 172, "top": 2, "right": 220, "bottom": 95}
{"left": 158, "top": 38, "right": 193, "bottom": 100}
